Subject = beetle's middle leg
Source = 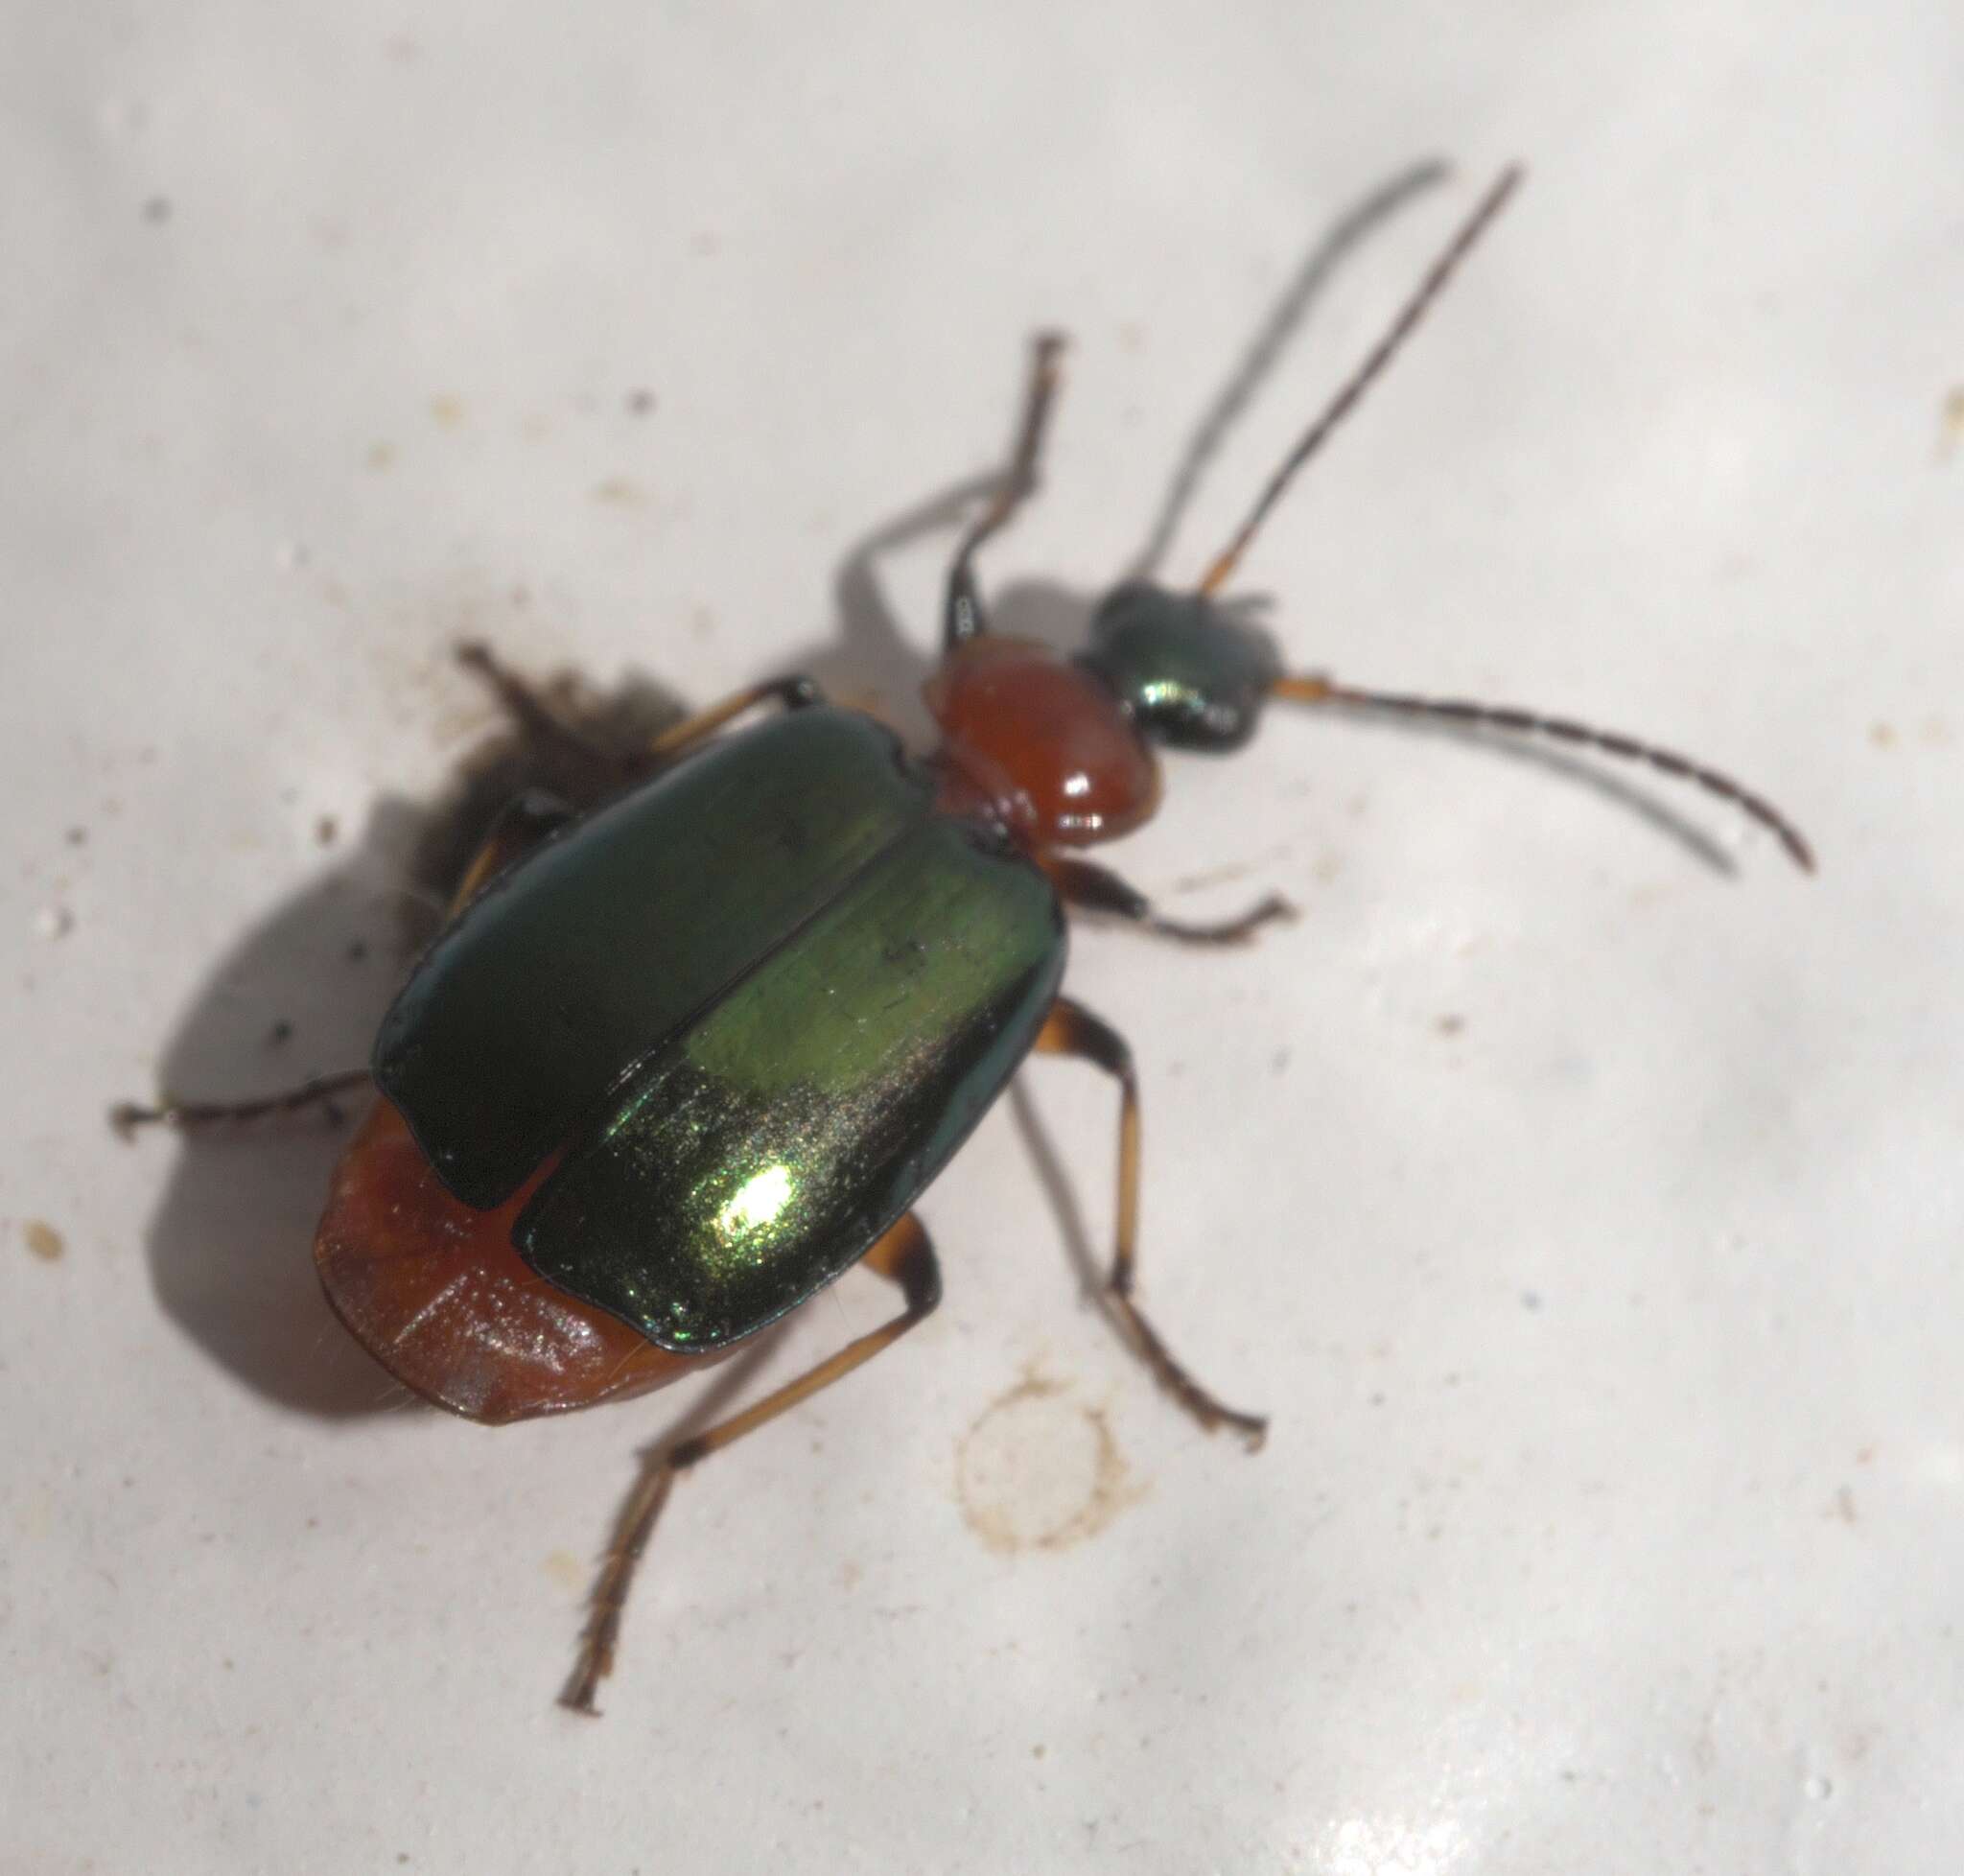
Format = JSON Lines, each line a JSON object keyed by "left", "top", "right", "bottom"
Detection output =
{"left": 454, "top": 641, "right": 635, "bottom": 791}
{"left": 110, "top": 1068, "right": 376, "bottom": 1138}
{"left": 1041, "top": 854, "right": 1298, "bottom": 948}
{"left": 109, "top": 795, "right": 573, "bottom": 1141}
{"left": 562, "top": 1208, "right": 943, "bottom": 1716}
{"left": 944, "top": 332, "right": 1068, "bottom": 650}
{"left": 1033, "top": 996, "right": 1268, "bottom": 1449}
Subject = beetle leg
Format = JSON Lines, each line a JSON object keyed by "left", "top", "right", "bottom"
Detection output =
{"left": 944, "top": 333, "right": 1068, "bottom": 650}
{"left": 448, "top": 789, "right": 576, "bottom": 910}
{"left": 1040, "top": 854, "right": 1298, "bottom": 948}
{"left": 561, "top": 1210, "right": 942, "bottom": 1716}
{"left": 110, "top": 798, "right": 580, "bottom": 1141}
{"left": 1033, "top": 997, "right": 1268, "bottom": 1450}
{"left": 641, "top": 674, "right": 827, "bottom": 765}
{"left": 109, "top": 1067, "right": 375, "bottom": 1139}
{"left": 454, "top": 641, "right": 634, "bottom": 788}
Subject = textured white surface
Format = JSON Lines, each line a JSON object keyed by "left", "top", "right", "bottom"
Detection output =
{"left": 4, "top": 3, "right": 1960, "bottom": 1870}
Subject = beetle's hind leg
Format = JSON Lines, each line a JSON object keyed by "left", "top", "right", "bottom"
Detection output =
{"left": 1042, "top": 854, "right": 1298, "bottom": 948}
{"left": 1034, "top": 997, "right": 1268, "bottom": 1449}
{"left": 562, "top": 1210, "right": 943, "bottom": 1716}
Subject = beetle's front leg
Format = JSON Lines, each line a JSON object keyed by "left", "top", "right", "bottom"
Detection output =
{"left": 1040, "top": 855, "right": 1297, "bottom": 948}
{"left": 944, "top": 332, "right": 1067, "bottom": 649}
{"left": 562, "top": 1209, "right": 942, "bottom": 1716}
{"left": 1033, "top": 997, "right": 1268, "bottom": 1448}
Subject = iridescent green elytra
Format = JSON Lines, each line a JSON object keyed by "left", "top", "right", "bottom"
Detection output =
{"left": 373, "top": 706, "right": 1064, "bottom": 1351}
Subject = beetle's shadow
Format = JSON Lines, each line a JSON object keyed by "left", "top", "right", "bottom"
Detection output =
{"left": 131, "top": 670, "right": 698, "bottom": 1420}
{"left": 129, "top": 154, "right": 1737, "bottom": 1420}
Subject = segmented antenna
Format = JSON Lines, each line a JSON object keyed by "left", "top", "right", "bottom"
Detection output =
{"left": 1272, "top": 675, "right": 1814, "bottom": 872}
{"left": 1196, "top": 166, "right": 1523, "bottom": 598}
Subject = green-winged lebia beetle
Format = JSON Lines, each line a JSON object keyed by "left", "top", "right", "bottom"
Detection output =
{"left": 115, "top": 167, "right": 1812, "bottom": 1714}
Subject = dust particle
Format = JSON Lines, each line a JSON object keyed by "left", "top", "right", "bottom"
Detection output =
{"left": 365, "top": 441, "right": 397, "bottom": 472}
{"left": 24, "top": 1219, "right": 65, "bottom": 1262}
{"left": 593, "top": 476, "right": 643, "bottom": 506}
{"left": 1435, "top": 1013, "right": 1466, "bottom": 1037}
{"left": 140, "top": 195, "right": 172, "bottom": 224}
{"left": 35, "top": 905, "right": 74, "bottom": 941}
{"left": 316, "top": 814, "right": 339, "bottom": 847}
{"left": 625, "top": 388, "right": 657, "bottom": 417}
{"left": 65, "top": 826, "right": 88, "bottom": 847}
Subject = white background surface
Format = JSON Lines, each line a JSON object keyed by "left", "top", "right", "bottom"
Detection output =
{"left": 4, "top": 3, "right": 1959, "bottom": 1870}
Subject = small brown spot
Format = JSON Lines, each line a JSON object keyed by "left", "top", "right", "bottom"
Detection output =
{"left": 365, "top": 440, "right": 397, "bottom": 472}
{"left": 345, "top": 938, "right": 369, "bottom": 964}
{"left": 592, "top": 476, "right": 643, "bottom": 506}
{"left": 429, "top": 394, "right": 465, "bottom": 429}
{"left": 1869, "top": 722, "right": 1897, "bottom": 749}
{"left": 956, "top": 1371, "right": 1140, "bottom": 1556}
{"left": 542, "top": 1549, "right": 585, "bottom": 1593}
{"left": 24, "top": 1219, "right": 65, "bottom": 1262}
{"left": 1941, "top": 386, "right": 1964, "bottom": 460}
{"left": 1435, "top": 1013, "right": 1466, "bottom": 1037}
{"left": 315, "top": 813, "right": 339, "bottom": 847}
{"left": 65, "top": 826, "right": 88, "bottom": 847}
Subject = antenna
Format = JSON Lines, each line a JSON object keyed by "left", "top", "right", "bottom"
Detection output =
{"left": 1273, "top": 675, "right": 1815, "bottom": 872}
{"left": 1196, "top": 165, "right": 1522, "bottom": 598}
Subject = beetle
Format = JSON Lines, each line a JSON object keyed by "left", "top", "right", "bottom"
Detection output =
{"left": 115, "top": 167, "right": 1811, "bottom": 1713}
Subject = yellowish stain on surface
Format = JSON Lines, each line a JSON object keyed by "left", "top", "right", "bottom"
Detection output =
{"left": 542, "top": 1549, "right": 586, "bottom": 1594}
{"left": 23, "top": 1219, "right": 64, "bottom": 1262}
{"left": 956, "top": 1371, "right": 1142, "bottom": 1557}
{"left": 1940, "top": 386, "right": 1964, "bottom": 460}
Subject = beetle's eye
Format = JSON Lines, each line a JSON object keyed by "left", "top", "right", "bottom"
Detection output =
{"left": 1078, "top": 583, "right": 1283, "bottom": 753}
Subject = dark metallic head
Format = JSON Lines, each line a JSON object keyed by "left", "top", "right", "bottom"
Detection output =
{"left": 1078, "top": 582, "right": 1284, "bottom": 752}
